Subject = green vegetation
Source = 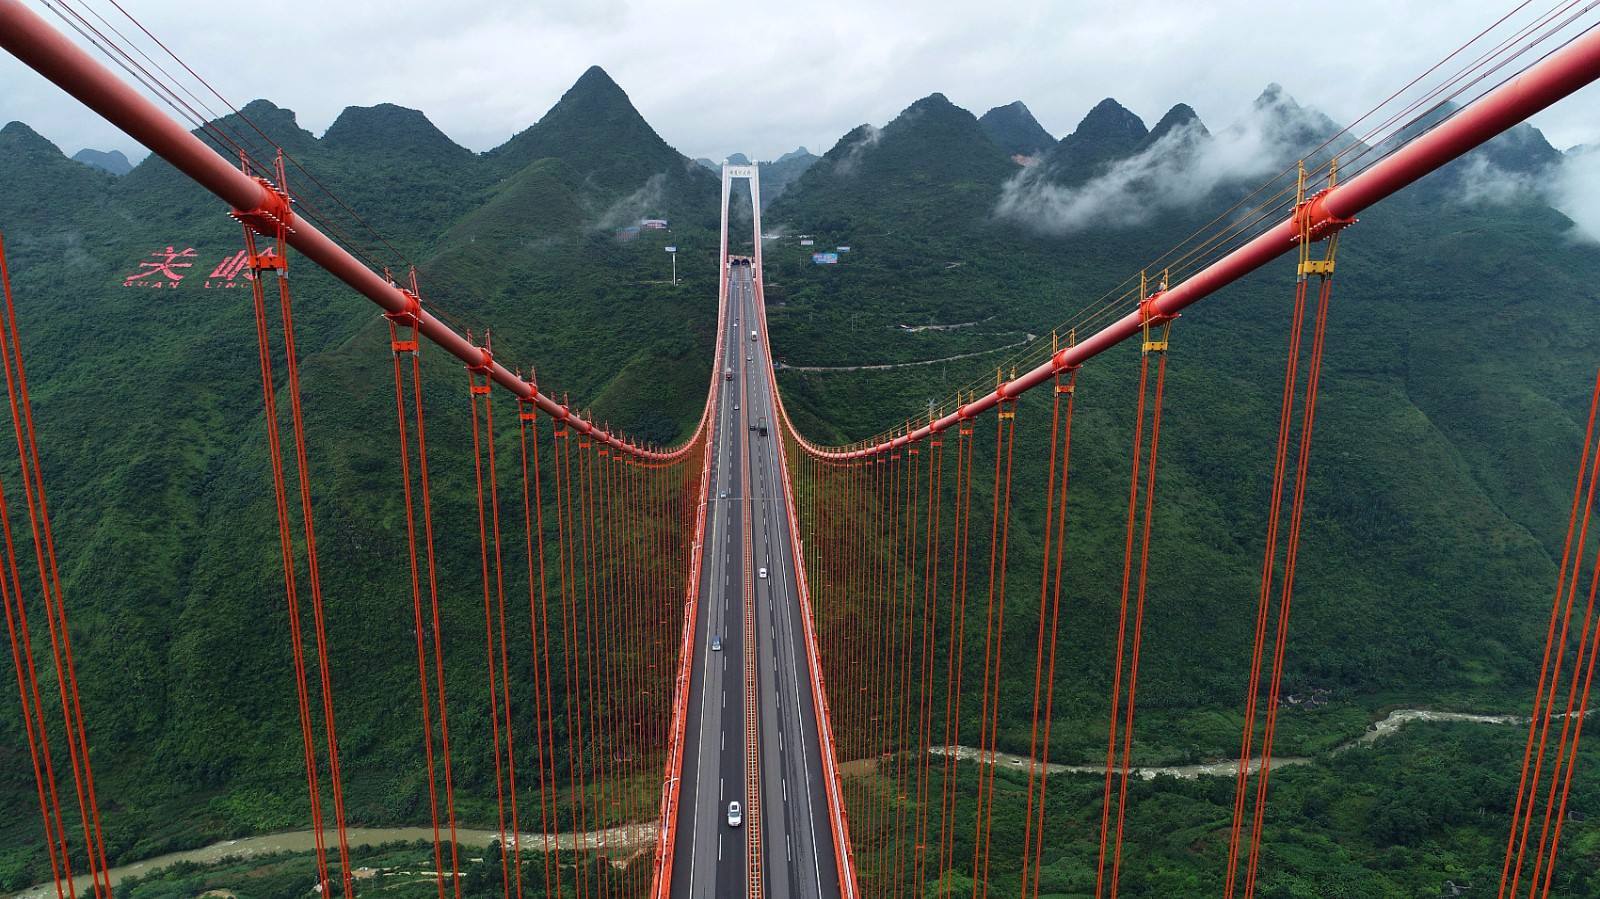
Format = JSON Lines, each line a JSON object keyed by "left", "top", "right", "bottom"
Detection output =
{"left": 2, "top": 59, "right": 1600, "bottom": 897}
{"left": 768, "top": 89, "right": 1600, "bottom": 892}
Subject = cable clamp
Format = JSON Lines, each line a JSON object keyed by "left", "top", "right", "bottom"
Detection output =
{"left": 469, "top": 383, "right": 491, "bottom": 396}
{"left": 384, "top": 289, "right": 423, "bottom": 328}
{"left": 1292, "top": 188, "right": 1356, "bottom": 244}
{"left": 230, "top": 176, "right": 296, "bottom": 237}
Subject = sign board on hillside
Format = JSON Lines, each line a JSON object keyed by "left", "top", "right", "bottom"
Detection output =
{"left": 121, "top": 245, "right": 267, "bottom": 290}
{"left": 800, "top": 239, "right": 814, "bottom": 246}
{"left": 812, "top": 252, "right": 839, "bottom": 265}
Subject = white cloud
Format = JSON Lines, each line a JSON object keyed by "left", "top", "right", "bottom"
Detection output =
{"left": 994, "top": 91, "right": 1331, "bottom": 234}
{"left": 1455, "top": 149, "right": 1600, "bottom": 245}
{"left": 1552, "top": 148, "right": 1600, "bottom": 244}
{"left": 592, "top": 172, "right": 667, "bottom": 231}
{"left": 1, "top": 0, "right": 1597, "bottom": 168}
{"left": 830, "top": 125, "right": 882, "bottom": 176}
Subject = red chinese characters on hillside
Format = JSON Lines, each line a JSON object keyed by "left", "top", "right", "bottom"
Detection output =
{"left": 121, "top": 246, "right": 271, "bottom": 289}
{"left": 122, "top": 245, "right": 196, "bottom": 288}
{"left": 203, "top": 249, "right": 259, "bottom": 289}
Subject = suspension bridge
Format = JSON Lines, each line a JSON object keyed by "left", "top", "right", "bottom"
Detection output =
{"left": 4, "top": 1, "right": 1600, "bottom": 897}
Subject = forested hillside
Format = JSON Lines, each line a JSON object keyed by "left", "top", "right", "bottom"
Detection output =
{"left": 764, "top": 86, "right": 1600, "bottom": 894}
{"left": 0, "top": 66, "right": 720, "bottom": 888}
{"left": 3, "top": 60, "right": 1600, "bottom": 897}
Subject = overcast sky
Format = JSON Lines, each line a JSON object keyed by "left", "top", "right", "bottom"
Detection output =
{"left": 4, "top": 0, "right": 1599, "bottom": 165}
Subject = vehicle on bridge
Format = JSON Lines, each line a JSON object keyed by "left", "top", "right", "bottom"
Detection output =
{"left": 727, "top": 801, "right": 742, "bottom": 828}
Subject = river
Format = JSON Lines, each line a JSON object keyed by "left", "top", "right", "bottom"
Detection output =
{"left": 8, "top": 707, "right": 1555, "bottom": 899}
{"left": 11, "top": 823, "right": 656, "bottom": 899}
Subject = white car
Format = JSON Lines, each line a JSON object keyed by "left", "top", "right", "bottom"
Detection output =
{"left": 727, "top": 801, "right": 743, "bottom": 827}
{"left": 711, "top": 635, "right": 722, "bottom": 651}
{"left": 758, "top": 567, "right": 768, "bottom": 579}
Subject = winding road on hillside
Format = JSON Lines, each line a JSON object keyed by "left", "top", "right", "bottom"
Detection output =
{"left": 777, "top": 333, "right": 1037, "bottom": 373}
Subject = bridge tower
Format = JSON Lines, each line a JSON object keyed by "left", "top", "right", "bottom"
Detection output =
{"left": 718, "top": 162, "right": 764, "bottom": 292}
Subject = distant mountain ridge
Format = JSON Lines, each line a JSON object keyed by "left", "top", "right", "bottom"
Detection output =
{"left": 978, "top": 100, "right": 1054, "bottom": 158}
{"left": 691, "top": 147, "right": 819, "bottom": 205}
{"left": 71, "top": 147, "right": 132, "bottom": 175}
{"left": 3, "top": 61, "right": 1600, "bottom": 899}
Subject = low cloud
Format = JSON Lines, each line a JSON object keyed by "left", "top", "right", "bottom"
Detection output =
{"left": 831, "top": 124, "right": 883, "bottom": 177}
{"left": 995, "top": 92, "right": 1334, "bottom": 234}
{"left": 593, "top": 172, "right": 667, "bottom": 231}
{"left": 1551, "top": 147, "right": 1600, "bottom": 244}
{"left": 1451, "top": 150, "right": 1600, "bottom": 245}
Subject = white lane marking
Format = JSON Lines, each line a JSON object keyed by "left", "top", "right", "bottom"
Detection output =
{"left": 754, "top": 330, "right": 828, "bottom": 894}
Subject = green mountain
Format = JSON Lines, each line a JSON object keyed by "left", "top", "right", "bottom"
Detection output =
{"left": 0, "top": 66, "right": 720, "bottom": 889}
{"left": 71, "top": 147, "right": 133, "bottom": 176}
{"left": 764, "top": 86, "right": 1600, "bottom": 894}
{"left": 1036, "top": 96, "right": 1150, "bottom": 184}
{"left": 693, "top": 148, "right": 818, "bottom": 206}
{"left": 4, "top": 64, "right": 1600, "bottom": 897}
{"left": 488, "top": 65, "right": 717, "bottom": 223}
{"left": 773, "top": 92, "right": 1018, "bottom": 233}
{"left": 977, "top": 99, "right": 1055, "bottom": 157}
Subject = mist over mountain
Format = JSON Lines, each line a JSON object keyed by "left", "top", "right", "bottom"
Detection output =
{"left": 0, "top": 64, "right": 721, "bottom": 888}
{"left": 5, "top": 59, "right": 1600, "bottom": 897}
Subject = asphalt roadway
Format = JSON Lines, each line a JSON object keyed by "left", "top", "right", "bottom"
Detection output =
{"left": 669, "top": 263, "right": 840, "bottom": 898}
